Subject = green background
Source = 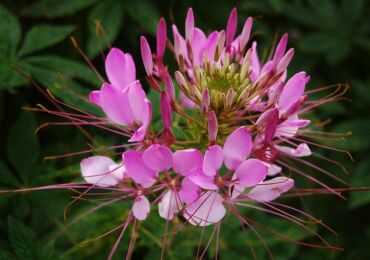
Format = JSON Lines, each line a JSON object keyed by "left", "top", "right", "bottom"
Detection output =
{"left": 1, "top": 0, "right": 370, "bottom": 259}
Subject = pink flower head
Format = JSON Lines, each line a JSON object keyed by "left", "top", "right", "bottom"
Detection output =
{"left": 89, "top": 48, "right": 152, "bottom": 142}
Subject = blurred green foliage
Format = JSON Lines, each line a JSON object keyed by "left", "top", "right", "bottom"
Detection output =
{"left": 0, "top": 0, "right": 370, "bottom": 259}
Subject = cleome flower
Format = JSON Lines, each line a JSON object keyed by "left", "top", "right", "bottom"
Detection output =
{"left": 4, "top": 6, "right": 354, "bottom": 260}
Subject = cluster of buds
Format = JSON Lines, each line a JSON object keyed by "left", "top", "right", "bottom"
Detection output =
{"left": 26, "top": 7, "right": 349, "bottom": 258}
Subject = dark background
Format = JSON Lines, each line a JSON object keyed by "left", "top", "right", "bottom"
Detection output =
{"left": 1, "top": 0, "right": 370, "bottom": 259}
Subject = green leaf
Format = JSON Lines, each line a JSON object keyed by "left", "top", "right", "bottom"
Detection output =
{"left": 267, "top": 0, "right": 282, "bottom": 13}
{"left": 17, "top": 60, "right": 102, "bottom": 116}
{"left": 0, "top": 249, "right": 16, "bottom": 260}
{"left": 7, "top": 111, "right": 40, "bottom": 183}
{"left": 349, "top": 159, "right": 370, "bottom": 209}
{"left": 125, "top": 0, "right": 160, "bottom": 33}
{"left": 18, "top": 24, "right": 75, "bottom": 57}
{"left": 0, "top": 159, "right": 20, "bottom": 186}
{"left": 0, "top": 5, "right": 23, "bottom": 90}
{"left": 299, "top": 33, "right": 337, "bottom": 53}
{"left": 87, "top": 0, "right": 124, "bottom": 58}
{"left": 8, "top": 217, "right": 40, "bottom": 259}
{"left": 22, "top": 0, "right": 99, "bottom": 18}
{"left": 0, "top": 5, "right": 21, "bottom": 53}
{"left": 24, "top": 55, "right": 100, "bottom": 86}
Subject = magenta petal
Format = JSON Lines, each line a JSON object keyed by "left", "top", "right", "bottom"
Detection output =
{"left": 273, "top": 33, "right": 288, "bottom": 64}
{"left": 140, "top": 36, "right": 153, "bottom": 76}
{"left": 123, "top": 150, "right": 156, "bottom": 187}
{"left": 100, "top": 83, "right": 133, "bottom": 126}
{"left": 132, "top": 195, "right": 150, "bottom": 220}
{"left": 128, "top": 99, "right": 152, "bottom": 142}
{"left": 156, "top": 18, "right": 167, "bottom": 58}
{"left": 248, "top": 177, "right": 294, "bottom": 202}
{"left": 89, "top": 90, "right": 100, "bottom": 106}
{"left": 235, "top": 159, "right": 268, "bottom": 187}
{"left": 203, "top": 145, "right": 223, "bottom": 176}
{"left": 142, "top": 144, "right": 173, "bottom": 172}
{"left": 160, "top": 91, "right": 172, "bottom": 129}
{"left": 278, "top": 72, "right": 307, "bottom": 111}
{"left": 105, "top": 48, "right": 135, "bottom": 88}
{"left": 249, "top": 42, "right": 260, "bottom": 81}
{"left": 173, "top": 149, "right": 203, "bottom": 176}
{"left": 240, "top": 17, "right": 253, "bottom": 51}
{"left": 226, "top": 7, "right": 237, "bottom": 47}
{"left": 188, "top": 167, "right": 217, "bottom": 190}
{"left": 179, "top": 177, "right": 200, "bottom": 204}
{"left": 158, "top": 190, "right": 180, "bottom": 220}
{"left": 207, "top": 111, "right": 218, "bottom": 143}
{"left": 191, "top": 28, "right": 207, "bottom": 65}
{"left": 165, "top": 75, "right": 175, "bottom": 102}
{"left": 223, "top": 127, "right": 252, "bottom": 170}
{"left": 185, "top": 8, "right": 194, "bottom": 42}
{"left": 204, "top": 31, "right": 219, "bottom": 61}
{"left": 80, "top": 156, "right": 124, "bottom": 187}
{"left": 183, "top": 191, "right": 226, "bottom": 227}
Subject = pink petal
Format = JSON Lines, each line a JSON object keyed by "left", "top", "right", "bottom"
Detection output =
{"left": 89, "top": 90, "right": 100, "bottom": 106}
{"left": 191, "top": 28, "right": 207, "bottom": 65}
{"left": 156, "top": 18, "right": 167, "bottom": 58}
{"left": 185, "top": 8, "right": 194, "bottom": 42}
{"left": 264, "top": 163, "right": 282, "bottom": 176}
{"left": 140, "top": 36, "right": 153, "bottom": 76}
{"left": 132, "top": 195, "right": 150, "bottom": 220}
{"left": 248, "top": 177, "right": 294, "bottom": 202}
{"left": 172, "top": 25, "right": 187, "bottom": 61}
{"left": 142, "top": 144, "right": 173, "bottom": 172}
{"left": 173, "top": 149, "right": 203, "bottom": 176}
{"left": 123, "top": 150, "right": 156, "bottom": 187}
{"left": 160, "top": 91, "right": 172, "bottom": 129}
{"left": 223, "top": 127, "right": 252, "bottom": 170}
{"left": 179, "top": 177, "right": 200, "bottom": 204}
{"left": 165, "top": 75, "right": 175, "bottom": 102}
{"left": 128, "top": 100, "right": 152, "bottom": 142}
{"left": 235, "top": 159, "right": 268, "bottom": 187}
{"left": 203, "top": 145, "right": 223, "bottom": 176}
{"left": 276, "top": 48, "right": 294, "bottom": 74}
{"left": 183, "top": 191, "right": 226, "bottom": 226}
{"left": 201, "top": 88, "right": 210, "bottom": 112}
{"left": 188, "top": 167, "right": 217, "bottom": 190}
{"left": 240, "top": 17, "right": 253, "bottom": 51}
{"left": 204, "top": 31, "right": 219, "bottom": 61}
{"left": 249, "top": 42, "right": 260, "bottom": 81}
{"left": 128, "top": 82, "right": 148, "bottom": 124}
{"left": 100, "top": 83, "right": 133, "bottom": 126}
{"left": 207, "top": 111, "right": 218, "bottom": 143}
{"left": 226, "top": 7, "right": 237, "bottom": 48}
{"left": 278, "top": 72, "right": 307, "bottom": 111}
{"left": 273, "top": 33, "right": 288, "bottom": 65}
{"left": 80, "top": 156, "right": 125, "bottom": 187}
{"left": 158, "top": 190, "right": 180, "bottom": 220}
{"left": 105, "top": 48, "right": 135, "bottom": 88}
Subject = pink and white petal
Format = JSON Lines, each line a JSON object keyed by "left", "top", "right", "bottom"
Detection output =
{"left": 105, "top": 48, "right": 136, "bottom": 88}
{"left": 188, "top": 167, "right": 217, "bottom": 190}
{"left": 132, "top": 195, "right": 151, "bottom": 220}
{"left": 128, "top": 99, "right": 152, "bottom": 142}
{"left": 180, "top": 93, "right": 197, "bottom": 109}
{"left": 179, "top": 177, "right": 200, "bottom": 204}
{"left": 278, "top": 72, "right": 307, "bottom": 111}
{"left": 123, "top": 150, "right": 156, "bottom": 187}
{"left": 142, "top": 144, "right": 173, "bottom": 172}
{"left": 158, "top": 190, "right": 180, "bottom": 220}
{"left": 100, "top": 83, "right": 133, "bottom": 126}
{"left": 229, "top": 173, "right": 246, "bottom": 200}
{"left": 203, "top": 145, "right": 223, "bottom": 176}
{"left": 263, "top": 163, "right": 282, "bottom": 176}
{"left": 223, "top": 127, "right": 252, "bottom": 170}
{"left": 247, "top": 177, "right": 294, "bottom": 202}
{"left": 80, "top": 156, "right": 121, "bottom": 187}
{"left": 183, "top": 191, "right": 226, "bottom": 227}
{"left": 89, "top": 90, "right": 101, "bottom": 106}
{"left": 108, "top": 163, "right": 126, "bottom": 180}
{"left": 173, "top": 149, "right": 203, "bottom": 176}
{"left": 276, "top": 143, "right": 311, "bottom": 157}
{"left": 235, "top": 159, "right": 268, "bottom": 187}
